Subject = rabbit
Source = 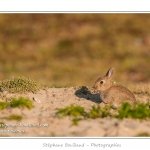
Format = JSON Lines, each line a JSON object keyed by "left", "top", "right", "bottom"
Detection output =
{"left": 93, "top": 68, "right": 136, "bottom": 109}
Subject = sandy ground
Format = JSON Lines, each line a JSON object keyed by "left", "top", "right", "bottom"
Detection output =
{"left": 0, "top": 86, "right": 150, "bottom": 137}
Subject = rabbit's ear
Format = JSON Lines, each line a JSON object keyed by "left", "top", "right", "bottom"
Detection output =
{"left": 105, "top": 68, "right": 114, "bottom": 78}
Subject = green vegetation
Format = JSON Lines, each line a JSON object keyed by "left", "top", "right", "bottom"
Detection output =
{"left": 0, "top": 122, "right": 5, "bottom": 128}
{"left": 0, "top": 76, "right": 42, "bottom": 93}
{"left": 117, "top": 102, "right": 150, "bottom": 119}
{"left": 11, "top": 97, "right": 34, "bottom": 109}
{"left": 6, "top": 115, "right": 22, "bottom": 121}
{"left": 56, "top": 105, "right": 87, "bottom": 125}
{"left": 72, "top": 118, "right": 83, "bottom": 125}
{"left": 88, "top": 105, "right": 111, "bottom": 119}
{"left": 56, "top": 104, "right": 87, "bottom": 117}
{"left": 56, "top": 102, "right": 150, "bottom": 125}
{"left": 0, "top": 14, "right": 150, "bottom": 86}
{"left": 56, "top": 104, "right": 112, "bottom": 120}
{"left": 0, "top": 102, "right": 9, "bottom": 110}
{"left": 0, "top": 97, "right": 34, "bottom": 111}
{"left": 136, "top": 132, "right": 150, "bottom": 137}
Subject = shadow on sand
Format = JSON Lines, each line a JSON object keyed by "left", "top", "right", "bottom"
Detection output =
{"left": 75, "top": 86, "right": 103, "bottom": 103}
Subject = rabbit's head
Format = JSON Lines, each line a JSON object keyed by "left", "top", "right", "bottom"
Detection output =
{"left": 94, "top": 68, "right": 114, "bottom": 91}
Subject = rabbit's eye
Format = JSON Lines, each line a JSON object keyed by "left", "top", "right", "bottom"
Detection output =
{"left": 100, "top": 81, "right": 104, "bottom": 84}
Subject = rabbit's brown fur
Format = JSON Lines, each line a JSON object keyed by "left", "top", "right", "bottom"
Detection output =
{"left": 94, "top": 68, "right": 136, "bottom": 108}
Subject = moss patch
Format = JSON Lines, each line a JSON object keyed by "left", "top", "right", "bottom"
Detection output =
{"left": 88, "top": 105, "right": 111, "bottom": 119}
{"left": 56, "top": 102, "right": 150, "bottom": 125}
{"left": 56, "top": 104, "right": 87, "bottom": 117}
{"left": 117, "top": 102, "right": 150, "bottom": 119}
{"left": 0, "top": 122, "right": 5, "bottom": 128}
{"left": 136, "top": 132, "right": 150, "bottom": 137}
{"left": 11, "top": 97, "right": 34, "bottom": 109}
{"left": 0, "top": 97, "right": 34, "bottom": 111}
{"left": 0, "top": 102, "right": 9, "bottom": 110}
{"left": 6, "top": 115, "right": 22, "bottom": 121}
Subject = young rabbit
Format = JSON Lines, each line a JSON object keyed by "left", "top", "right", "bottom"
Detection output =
{"left": 94, "top": 68, "right": 136, "bottom": 108}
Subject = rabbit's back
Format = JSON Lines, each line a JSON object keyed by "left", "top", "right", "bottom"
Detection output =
{"left": 100, "top": 84, "right": 136, "bottom": 107}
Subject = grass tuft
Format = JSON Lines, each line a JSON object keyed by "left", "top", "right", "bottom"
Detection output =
{"left": 0, "top": 76, "right": 42, "bottom": 93}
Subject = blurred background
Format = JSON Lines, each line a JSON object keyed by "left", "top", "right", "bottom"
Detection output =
{"left": 0, "top": 14, "right": 150, "bottom": 87}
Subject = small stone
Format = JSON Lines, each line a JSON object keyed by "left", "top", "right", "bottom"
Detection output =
{"left": 33, "top": 97, "right": 41, "bottom": 103}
